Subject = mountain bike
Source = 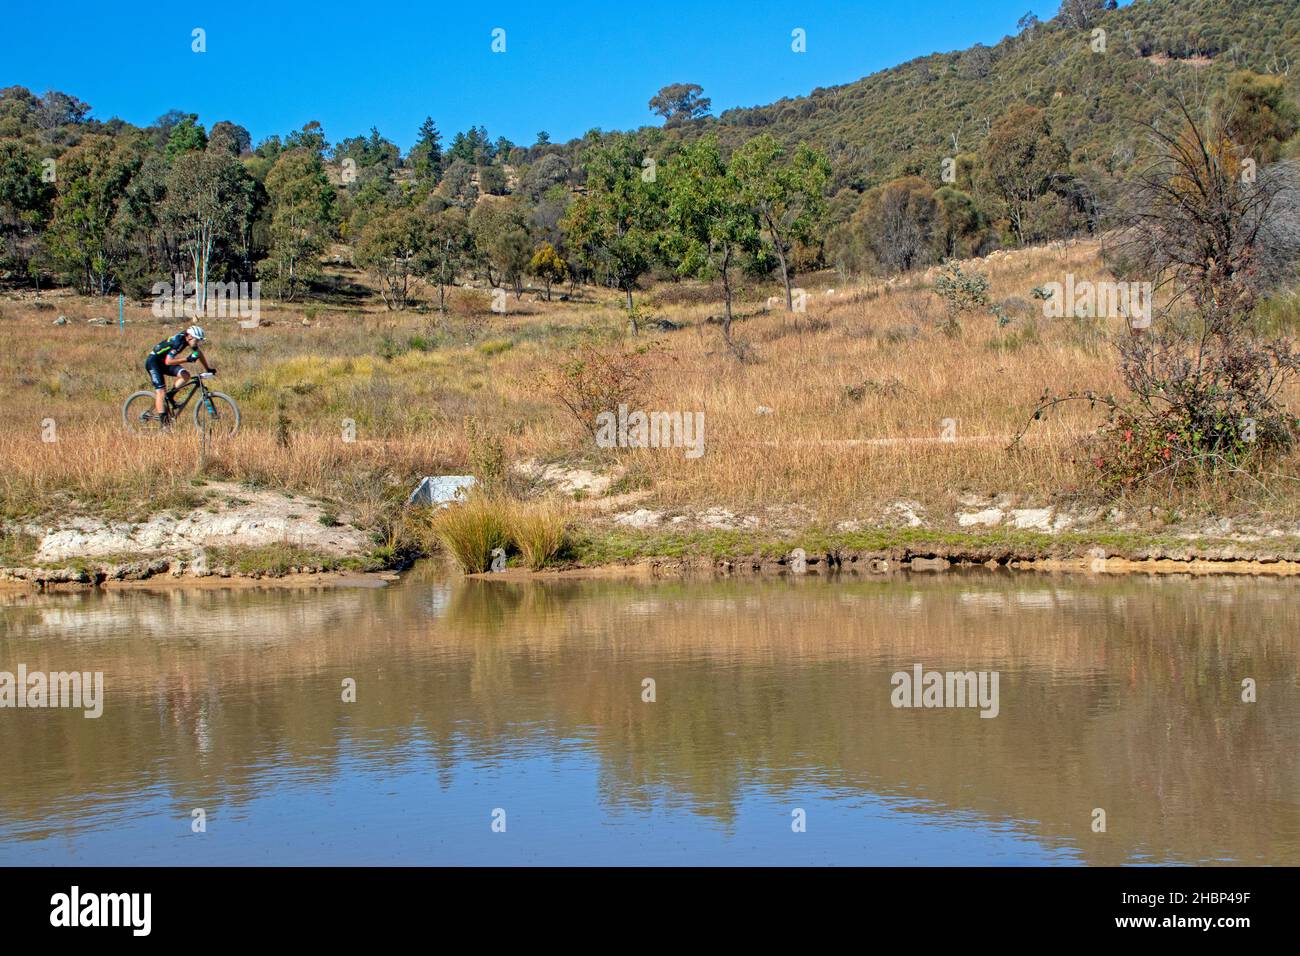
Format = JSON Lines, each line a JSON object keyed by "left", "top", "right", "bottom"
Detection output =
{"left": 122, "top": 372, "right": 240, "bottom": 438}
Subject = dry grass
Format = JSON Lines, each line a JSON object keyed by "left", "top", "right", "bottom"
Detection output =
{"left": 430, "top": 495, "right": 512, "bottom": 573}
{"left": 506, "top": 498, "right": 573, "bottom": 569}
{"left": 3, "top": 239, "right": 1299, "bottom": 537}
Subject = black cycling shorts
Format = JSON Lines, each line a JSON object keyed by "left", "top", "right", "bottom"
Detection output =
{"left": 145, "top": 354, "right": 181, "bottom": 389}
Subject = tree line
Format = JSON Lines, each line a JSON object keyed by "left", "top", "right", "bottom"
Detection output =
{"left": 0, "top": 13, "right": 1296, "bottom": 323}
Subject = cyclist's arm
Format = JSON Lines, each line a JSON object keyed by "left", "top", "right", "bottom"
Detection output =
{"left": 194, "top": 348, "right": 213, "bottom": 372}
{"left": 163, "top": 350, "right": 188, "bottom": 366}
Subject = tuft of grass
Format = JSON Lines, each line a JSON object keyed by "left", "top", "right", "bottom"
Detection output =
{"left": 507, "top": 499, "right": 571, "bottom": 570}
{"left": 206, "top": 543, "right": 345, "bottom": 576}
{"left": 0, "top": 528, "right": 39, "bottom": 566}
{"left": 430, "top": 495, "right": 511, "bottom": 573}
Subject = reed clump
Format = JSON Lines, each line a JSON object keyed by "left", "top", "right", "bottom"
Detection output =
{"left": 429, "top": 494, "right": 512, "bottom": 573}
{"left": 507, "top": 498, "right": 572, "bottom": 570}
{"left": 430, "top": 495, "right": 571, "bottom": 572}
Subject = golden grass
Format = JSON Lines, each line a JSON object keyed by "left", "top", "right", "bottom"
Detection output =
{"left": 3, "top": 239, "right": 1299, "bottom": 535}
{"left": 430, "top": 495, "right": 512, "bottom": 573}
{"left": 506, "top": 498, "right": 572, "bottom": 569}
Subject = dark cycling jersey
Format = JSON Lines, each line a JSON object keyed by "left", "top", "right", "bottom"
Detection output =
{"left": 146, "top": 333, "right": 201, "bottom": 389}
{"left": 149, "top": 333, "right": 199, "bottom": 364}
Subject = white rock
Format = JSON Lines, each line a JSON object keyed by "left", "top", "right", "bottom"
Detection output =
{"left": 957, "top": 508, "right": 1004, "bottom": 527}
{"left": 407, "top": 475, "right": 476, "bottom": 507}
{"left": 884, "top": 501, "right": 925, "bottom": 528}
{"left": 32, "top": 482, "right": 368, "bottom": 562}
{"left": 1010, "top": 508, "right": 1053, "bottom": 530}
{"left": 612, "top": 508, "right": 663, "bottom": 529}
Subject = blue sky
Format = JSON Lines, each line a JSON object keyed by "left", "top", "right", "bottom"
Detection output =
{"left": 2, "top": 1, "right": 1067, "bottom": 151}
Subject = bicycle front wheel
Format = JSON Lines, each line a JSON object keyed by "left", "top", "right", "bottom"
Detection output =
{"left": 194, "top": 391, "right": 240, "bottom": 438}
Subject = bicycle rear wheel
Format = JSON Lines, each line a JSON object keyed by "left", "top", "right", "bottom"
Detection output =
{"left": 194, "top": 391, "right": 240, "bottom": 438}
{"left": 122, "top": 391, "right": 167, "bottom": 433}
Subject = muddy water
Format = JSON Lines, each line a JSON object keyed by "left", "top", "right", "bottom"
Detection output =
{"left": 0, "top": 567, "right": 1296, "bottom": 865}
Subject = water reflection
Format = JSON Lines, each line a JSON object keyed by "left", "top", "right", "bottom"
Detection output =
{"left": 0, "top": 568, "right": 1296, "bottom": 865}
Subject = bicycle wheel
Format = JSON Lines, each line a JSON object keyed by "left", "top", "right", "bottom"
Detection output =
{"left": 194, "top": 391, "right": 240, "bottom": 438}
{"left": 122, "top": 391, "right": 167, "bottom": 433}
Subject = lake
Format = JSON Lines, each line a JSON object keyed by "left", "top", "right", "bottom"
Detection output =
{"left": 1, "top": 566, "right": 1296, "bottom": 865}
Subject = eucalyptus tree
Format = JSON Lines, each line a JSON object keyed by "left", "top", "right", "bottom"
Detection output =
{"left": 264, "top": 147, "right": 336, "bottom": 301}
{"left": 664, "top": 137, "right": 761, "bottom": 355}
{"left": 561, "top": 132, "right": 662, "bottom": 331}
{"left": 415, "top": 200, "right": 473, "bottom": 313}
{"left": 44, "top": 134, "right": 139, "bottom": 294}
{"left": 731, "top": 134, "right": 829, "bottom": 311}
{"left": 162, "top": 145, "right": 255, "bottom": 311}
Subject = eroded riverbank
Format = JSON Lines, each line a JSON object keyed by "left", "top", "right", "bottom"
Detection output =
{"left": 9, "top": 522, "right": 1300, "bottom": 590}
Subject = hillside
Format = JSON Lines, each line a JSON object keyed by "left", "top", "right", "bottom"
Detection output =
{"left": 651, "top": 0, "right": 1300, "bottom": 192}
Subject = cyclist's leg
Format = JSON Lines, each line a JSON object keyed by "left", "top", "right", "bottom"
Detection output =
{"left": 146, "top": 357, "right": 168, "bottom": 415}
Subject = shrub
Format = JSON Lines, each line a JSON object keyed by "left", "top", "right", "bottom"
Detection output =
{"left": 539, "top": 342, "right": 652, "bottom": 438}
{"left": 464, "top": 417, "right": 508, "bottom": 493}
{"left": 934, "top": 262, "right": 990, "bottom": 318}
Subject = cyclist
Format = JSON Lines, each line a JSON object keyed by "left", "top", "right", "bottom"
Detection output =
{"left": 146, "top": 325, "right": 216, "bottom": 424}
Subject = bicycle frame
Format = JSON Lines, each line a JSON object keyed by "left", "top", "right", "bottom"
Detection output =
{"left": 164, "top": 372, "right": 215, "bottom": 417}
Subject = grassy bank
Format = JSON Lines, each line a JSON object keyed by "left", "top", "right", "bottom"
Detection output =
{"left": 4, "top": 241, "right": 1300, "bottom": 573}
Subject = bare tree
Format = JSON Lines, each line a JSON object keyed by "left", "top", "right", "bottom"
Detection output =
{"left": 1021, "top": 93, "right": 1300, "bottom": 487}
{"left": 1105, "top": 96, "right": 1300, "bottom": 328}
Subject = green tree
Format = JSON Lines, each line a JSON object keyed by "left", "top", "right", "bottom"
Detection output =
{"left": 410, "top": 117, "right": 443, "bottom": 185}
{"left": 415, "top": 203, "right": 472, "bottom": 312}
{"left": 528, "top": 241, "right": 568, "bottom": 300}
{"left": 857, "top": 176, "right": 939, "bottom": 273}
{"left": 448, "top": 126, "right": 494, "bottom": 165}
{"left": 353, "top": 206, "right": 424, "bottom": 310}
{"left": 164, "top": 115, "right": 207, "bottom": 162}
{"left": 438, "top": 159, "right": 478, "bottom": 209}
{"left": 664, "top": 137, "right": 761, "bottom": 354}
{"left": 44, "top": 135, "right": 140, "bottom": 294}
{"left": 976, "top": 106, "right": 1068, "bottom": 245}
{"left": 285, "top": 121, "right": 328, "bottom": 159}
{"left": 933, "top": 186, "right": 986, "bottom": 259}
{"left": 731, "top": 134, "right": 829, "bottom": 310}
{"left": 162, "top": 146, "right": 255, "bottom": 311}
{"left": 561, "top": 132, "right": 662, "bottom": 330}
{"left": 263, "top": 148, "right": 336, "bottom": 301}
{"left": 209, "top": 121, "right": 252, "bottom": 157}
{"left": 0, "top": 141, "right": 55, "bottom": 290}
{"left": 649, "top": 83, "right": 711, "bottom": 125}
{"left": 470, "top": 198, "right": 531, "bottom": 295}
{"left": 477, "top": 163, "right": 507, "bottom": 196}
{"left": 1213, "top": 71, "right": 1300, "bottom": 165}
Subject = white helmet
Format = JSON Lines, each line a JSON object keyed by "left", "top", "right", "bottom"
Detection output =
{"left": 186, "top": 325, "right": 206, "bottom": 342}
